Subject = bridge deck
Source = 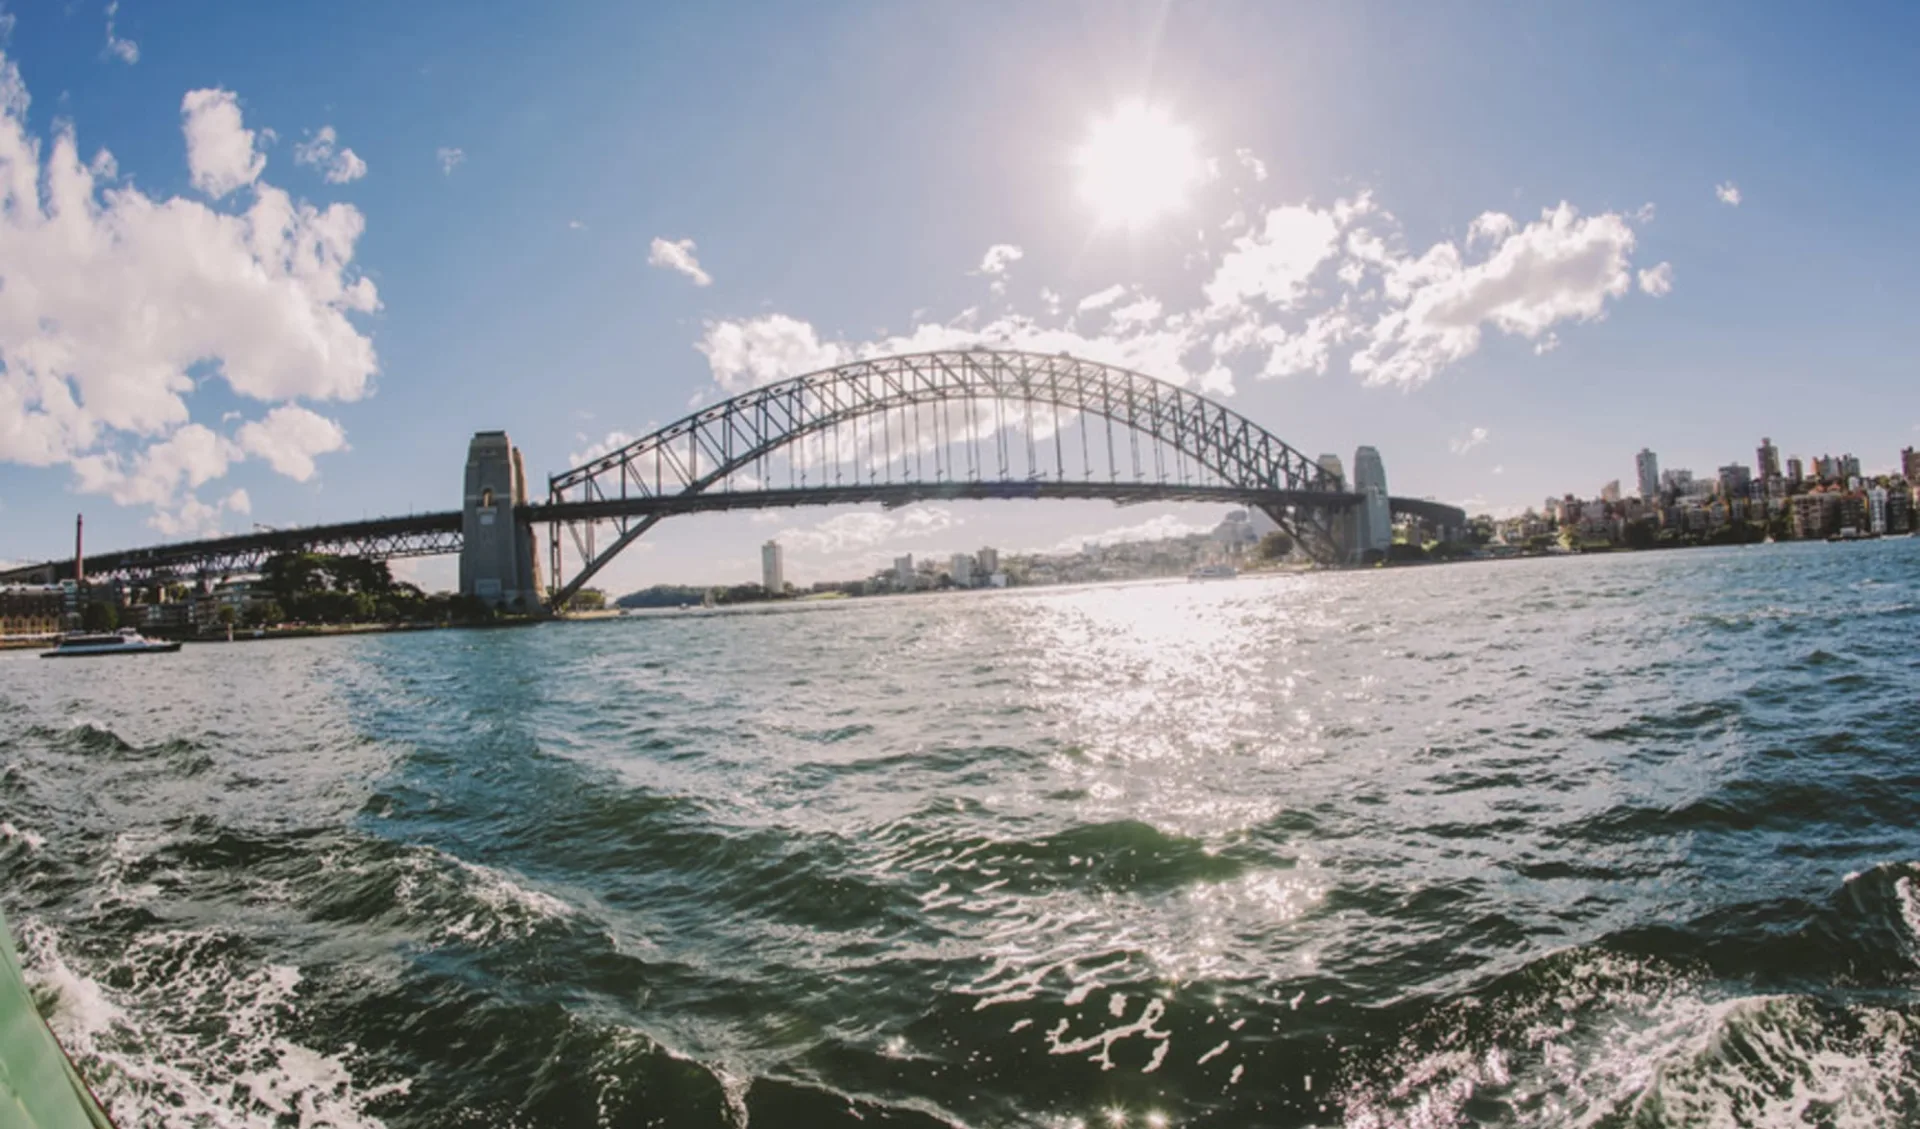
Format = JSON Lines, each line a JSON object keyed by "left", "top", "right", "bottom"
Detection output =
{"left": 2, "top": 485, "right": 1464, "bottom": 584}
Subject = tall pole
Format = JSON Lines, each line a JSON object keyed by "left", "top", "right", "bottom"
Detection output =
{"left": 74, "top": 513, "right": 84, "bottom": 586}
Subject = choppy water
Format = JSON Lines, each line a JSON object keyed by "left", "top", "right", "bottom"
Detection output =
{"left": 4, "top": 539, "right": 1919, "bottom": 1128}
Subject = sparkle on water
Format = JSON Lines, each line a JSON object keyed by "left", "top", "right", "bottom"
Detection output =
{"left": 1074, "top": 99, "right": 1205, "bottom": 231}
{"left": 2, "top": 540, "right": 1919, "bottom": 1127}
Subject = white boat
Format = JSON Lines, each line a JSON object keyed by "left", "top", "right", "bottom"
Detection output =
{"left": 1188, "top": 564, "right": 1239, "bottom": 581}
{"left": 41, "top": 629, "right": 183, "bottom": 658}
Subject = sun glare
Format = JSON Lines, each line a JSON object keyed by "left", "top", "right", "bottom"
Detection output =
{"left": 1074, "top": 100, "right": 1204, "bottom": 231}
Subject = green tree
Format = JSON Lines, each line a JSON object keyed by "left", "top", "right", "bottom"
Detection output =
{"left": 81, "top": 600, "right": 119, "bottom": 632}
{"left": 216, "top": 605, "right": 237, "bottom": 628}
{"left": 1255, "top": 531, "right": 1295, "bottom": 560}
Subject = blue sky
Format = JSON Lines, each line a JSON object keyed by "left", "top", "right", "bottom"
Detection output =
{"left": 1, "top": 1, "right": 1917, "bottom": 590}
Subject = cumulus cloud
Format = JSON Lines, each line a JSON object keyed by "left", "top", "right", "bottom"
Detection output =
{"left": 1234, "top": 149, "right": 1268, "bottom": 182}
{"left": 436, "top": 146, "right": 465, "bottom": 175}
{"left": 1449, "top": 426, "right": 1489, "bottom": 455}
{"left": 687, "top": 172, "right": 1658, "bottom": 405}
{"left": 1203, "top": 203, "right": 1343, "bottom": 309}
{"left": 1715, "top": 182, "right": 1741, "bottom": 207}
{"left": 182, "top": 88, "right": 265, "bottom": 198}
{"left": 0, "top": 52, "right": 378, "bottom": 531}
{"left": 698, "top": 314, "right": 846, "bottom": 393}
{"left": 1048, "top": 513, "right": 1215, "bottom": 554}
{"left": 104, "top": 2, "right": 138, "bottom": 64}
{"left": 977, "top": 243, "right": 1023, "bottom": 274}
{"left": 775, "top": 506, "right": 957, "bottom": 557}
{"left": 648, "top": 236, "right": 713, "bottom": 287}
{"left": 235, "top": 405, "right": 348, "bottom": 480}
{"left": 293, "top": 125, "right": 367, "bottom": 184}
{"left": 1350, "top": 203, "right": 1637, "bottom": 387}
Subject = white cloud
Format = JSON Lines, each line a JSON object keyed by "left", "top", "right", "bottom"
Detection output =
{"left": 1449, "top": 426, "right": 1489, "bottom": 455}
{"left": 1466, "top": 212, "right": 1516, "bottom": 246}
{"left": 436, "top": 146, "right": 465, "bottom": 175}
{"left": 235, "top": 405, "right": 348, "bottom": 481}
{"left": 223, "top": 488, "right": 250, "bottom": 515}
{"left": 568, "top": 430, "right": 636, "bottom": 467}
{"left": 1637, "top": 261, "right": 1673, "bottom": 296}
{"left": 104, "top": 2, "right": 138, "bottom": 64}
{"left": 292, "top": 125, "right": 367, "bottom": 184}
{"left": 568, "top": 219, "right": 586, "bottom": 230}
{"left": 1202, "top": 203, "right": 1343, "bottom": 310}
{"left": 1350, "top": 203, "right": 1637, "bottom": 387}
{"left": 1107, "top": 296, "right": 1162, "bottom": 327}
{"left": 977, "top": 244, "right": 1023, "bottom": 275}
{"left": 1715, "top": 181, "right": 1741, "bottom": 207}
{"left": 690, "top": 187, "right": 1660, "bottom": 409}
{"left": 1234, "top": 148, "right": 1268, "bottom": 182}
{"left": 0, "top": 53, "right": 378, "bottom": 526}
{"left": 698, "top": 314, "right": 847, "bottom": 392}
{"left": 648, "top": 236, "right": 713, "bottom": 287}
{"left": 181, "top": 88, "right": 265, "bottom": 198}
{"left": 1048, "top": 513, "right": 1214, "bottom": 554}
{"left": 775, "top": 506, "right": 957, "bottom": 557}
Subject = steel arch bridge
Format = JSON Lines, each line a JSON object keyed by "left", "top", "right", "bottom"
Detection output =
{"left": 543, "top": 348, "right": 1363, "bottom": 604}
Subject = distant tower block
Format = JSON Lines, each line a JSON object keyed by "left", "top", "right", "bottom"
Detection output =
{"left": 460, "top": 431, "right": 544, "bottom": 609}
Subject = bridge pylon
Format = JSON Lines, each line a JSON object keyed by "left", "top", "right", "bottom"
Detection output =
{"left": 459, "top": 431, "right": 544, "bottom": 611}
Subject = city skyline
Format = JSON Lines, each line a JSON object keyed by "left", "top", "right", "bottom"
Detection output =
{"left": 1, "top": 3, "right": 1919, "bottom": 592}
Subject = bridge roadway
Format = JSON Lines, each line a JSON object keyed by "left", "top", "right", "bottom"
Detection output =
{"left": 0, "top": 483, "right": 1467, "bottom": 586}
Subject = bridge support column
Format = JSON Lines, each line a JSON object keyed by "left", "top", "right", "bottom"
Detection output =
{"left": 460, "top": 431, "right": 544, "bottom": 611}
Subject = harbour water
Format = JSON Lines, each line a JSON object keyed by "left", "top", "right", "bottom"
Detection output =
{"left": 2, "top": 539, "right": 1917, "bottom": 1128}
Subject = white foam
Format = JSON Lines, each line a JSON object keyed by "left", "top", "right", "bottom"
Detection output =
{"left": 0, "top": 819, "right": 45, "bottom": 852}
{"left": 16, "top": 917, "right": 400, "bottom": 1129}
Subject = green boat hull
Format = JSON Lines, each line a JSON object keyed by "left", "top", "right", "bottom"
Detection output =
{"left": 0, "top": 905, "right": 114, "bottom": 1128}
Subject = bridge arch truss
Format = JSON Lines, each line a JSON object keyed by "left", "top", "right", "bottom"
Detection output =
{"left": 543, "top": 349, "right": 1356, "bottom": 604}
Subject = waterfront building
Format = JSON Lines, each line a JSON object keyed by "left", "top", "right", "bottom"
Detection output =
{"left": 1755, "top": 438, "right": 1781, "bottom": 480}
{"left": 1635, "top": 449, "right": 1660, "bottom": 500}
{"left": 1903, "top": 447, "right": 1920, "bottom": 485}
{"left": 1840, "top": 454, "right": 1862, "bottom": 480}
{"left": 1791, "top": 492, "right": 1835, "bottom": 539}
{"left": 0, "top": 584, "right": 65, "bottom": 637}
{"left": 1717, "top": 463, "right": 1752, "bottom": 499}
{"left": 894, "top": 555, "right": 914, "bottom": 589}
{"left": 950, "top": 553, "right": 974, "bottom": 587}
{"left": 1786, "top": 457, "right": 1804, "bottom": 486}
{"left": 1661, "top": 468, "right": 1696, "bottom": 497}
{"left": 1837, "top": 493, "right": 1868, "bottom": 536}
{"left": 761, "top": 540, "right": 785, "bottom": 594}
{"left": 977, "top": 547, "right": 999, "bottom": 575}
{"left": 1867, "top": 486, "right": 1889, "bottom": 535}
{"left": 1600, "top": 480, "right": 1622, "bottom": 503}
{"left": 1888, "top": 487, "right": 1914, "bottom": 534}
{"left": 1316, "top": 453, "right": 1345, "bottom": 484}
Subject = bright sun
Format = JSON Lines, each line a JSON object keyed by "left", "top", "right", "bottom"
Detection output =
{"left": 1074, "top": 100, "right": 1204, "bottom": 231}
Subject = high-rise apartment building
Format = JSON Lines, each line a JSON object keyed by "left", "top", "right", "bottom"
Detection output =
{"left": 950, "top": 553, "right": 974, "bottom": 587}
{"left": 761, "top": 540, "right": 785, "bottom": 594}
{"left": 977, "top": 547, "right": 999, "bottom": 575}
{"left": 1786, "top": 457, "right": 1804, "bottom": 485}
{"left": 1903, "top": 446, "right": 1920, "bottom": 485}
{"left": 1717, "top": 464, "right": 1752, "bottom": 499}
{"left": 1635, "top": 448, "right": 1660, "bottom": 499}
{"left": 894, "top": 555, "right": 915, "bottom": 588}
{"left": 1600, "top": 480, "right": 1622, "bottom": 503}
{"left": 1755, "top": 438, "right": 1781, "bottom": 480}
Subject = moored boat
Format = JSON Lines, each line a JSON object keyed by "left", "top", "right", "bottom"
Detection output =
{"left": 1188, "top": 563, "right": 1239, "bottom": 581}
{"left": 40, "top": 629, "right": 182, "bottom": 659}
